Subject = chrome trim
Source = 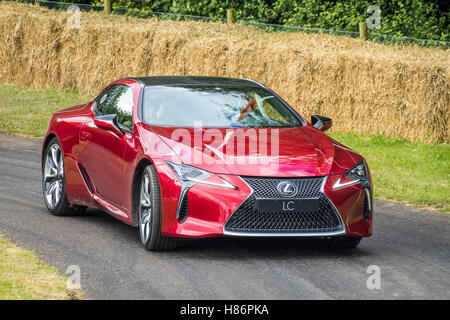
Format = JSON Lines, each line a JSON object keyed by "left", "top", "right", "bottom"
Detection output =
{"left": 223, "top": 176, "right": 346, "bottom": 237}
{"left": 332, "top": 176, "right": 360, "bottom": 189}
{"left": 224, "top": 229, "right": 346, "bottom": 237}
{"left": 365, "top": 188, "right": 372, "bottom": 211}
{"left": 175, "top": 182, "right": 194, "bottom": 219}
{"left": 320, "top": 175, "right": 327, "bottom": 193}
{"left": 276, "top": 181, "right": 298, "bottom": 197}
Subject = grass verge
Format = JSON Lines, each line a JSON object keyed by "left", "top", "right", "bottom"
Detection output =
{"left": 0, "top": 84, "right": 448, "bottom": 212}
{"left": 0, "top": 85, "right": 91, "bottom": 137}
{"left": 0, "top": 234, "right": 83, "bottom": 300}
{"left": 329, "top": 132, "right": 449, "bottom": 213}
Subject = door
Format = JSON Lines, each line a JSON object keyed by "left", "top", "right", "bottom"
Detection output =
{"left": 79, "top": 84, "right": 134, "bottom": 207}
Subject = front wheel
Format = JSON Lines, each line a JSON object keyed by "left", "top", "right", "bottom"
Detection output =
{"left": 42, "top": 137, "right": 86, "bottom": 216}
{"left": 138, "top": 165, "right": 177, "bottom": 251}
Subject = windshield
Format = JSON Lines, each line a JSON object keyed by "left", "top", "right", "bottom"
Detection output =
{"left": 142, "top": 85, "right": 303, "bottom": 127}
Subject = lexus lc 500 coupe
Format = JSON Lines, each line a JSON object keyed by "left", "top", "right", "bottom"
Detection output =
{"left": 42, "top": 76, "right": 372, "bottom": 251}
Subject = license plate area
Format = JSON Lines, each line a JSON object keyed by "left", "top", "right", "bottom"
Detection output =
{"left": 256, "top": 198, "right": 320, "bottom": 213}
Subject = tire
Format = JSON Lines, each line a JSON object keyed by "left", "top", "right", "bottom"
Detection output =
{"left": 138, "top": 165, "right": 177, "bottom": 251}
{"left": 326, "top": 236, "right": 362, "bottom": 249}
{"left": 42, "top": 137, "right": 86, "bottom": 216}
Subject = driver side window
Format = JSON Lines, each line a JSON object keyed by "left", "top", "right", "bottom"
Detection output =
{"left": 96, "top": 85, "right": 134, "bottom": 131}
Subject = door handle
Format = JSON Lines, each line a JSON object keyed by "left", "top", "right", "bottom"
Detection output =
{"left": 80, "top": 130, "right": 92, "bottom": 141}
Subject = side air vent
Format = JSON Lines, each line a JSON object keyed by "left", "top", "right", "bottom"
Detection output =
{"left": 78, "top": 164, "right": 94, "bottom": 194}
{"left": 363, "top": 192, "right": 371, "bottom": 221}
{"left": 179, "top": 193, "right": 189, "bottom": 223}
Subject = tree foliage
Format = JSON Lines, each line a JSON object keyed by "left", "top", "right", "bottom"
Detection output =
{"left": 85, "top": 0, "right": 449, "bottom": 41}
{"left": 274, "top": 0, "right": 449, "bottom": 41}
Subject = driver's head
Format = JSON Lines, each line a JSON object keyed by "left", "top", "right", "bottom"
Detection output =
{"left": 239, "top": 98, "right": 258, "bottom": 121}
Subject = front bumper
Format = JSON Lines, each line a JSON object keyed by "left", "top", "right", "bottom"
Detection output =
{"left": 155, "top": 161, "right": 372, "bottom": 238}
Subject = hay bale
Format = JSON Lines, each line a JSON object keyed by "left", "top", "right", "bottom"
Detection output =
{"left": 0, "top": 2, "right": 448, "bottom": 142}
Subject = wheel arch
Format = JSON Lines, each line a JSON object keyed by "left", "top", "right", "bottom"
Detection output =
{"left": 42, "top": 133, "right": 58, "bottom": 169}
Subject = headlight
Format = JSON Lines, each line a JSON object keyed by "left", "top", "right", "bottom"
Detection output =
{"left": 345, "top": 161, "right": 368, "bottom": 183}
{"left": 333, "top": 161, "right": 369, "bottom": 189}
{"left": 166, "top": 161, "right": 236, "bottom": 189}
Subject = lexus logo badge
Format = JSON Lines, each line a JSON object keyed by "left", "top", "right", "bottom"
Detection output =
{"left": 276, "top": 181, "right": 297, "bottom": 197}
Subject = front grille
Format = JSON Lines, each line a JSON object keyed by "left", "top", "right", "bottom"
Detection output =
{"left": 224, "top": 177, "right": 344, "bottom": 234}
{"left": 242, "top": 176, "right": 323, "bottom": 198}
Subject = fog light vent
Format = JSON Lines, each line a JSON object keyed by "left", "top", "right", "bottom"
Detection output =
{"left": 179, "top": 193, "right": 189, "bottom": 223}
{"left": 363, "top": 193, "right": 371, "bottom": 221}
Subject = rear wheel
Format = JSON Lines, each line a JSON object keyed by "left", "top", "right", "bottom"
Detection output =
{"left": 42, "top": 137, "right": 86, "bottom": 216}
{"left": 326, "top": 236, "right": 362, "bottom": 249}
{"left": 138, "top": 165, "right": 177, "bottom": 251}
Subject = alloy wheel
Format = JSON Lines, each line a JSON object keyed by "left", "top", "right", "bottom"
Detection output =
{"left": 139, "top": 170, "right": 152, "bottom": 244}
{"left": 43, "top": 144, "right": 64, "bottom": 209}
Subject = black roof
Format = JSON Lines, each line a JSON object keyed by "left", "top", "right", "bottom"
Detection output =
{"left": 128, "top": 76, "right": 263, "bottom": 88}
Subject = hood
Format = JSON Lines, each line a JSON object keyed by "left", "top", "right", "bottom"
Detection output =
{"left": 55, "top": 102, "right": 91, "bottom": 115}
{"left": 148, "top": 125, "right": 357, "bottom": 177}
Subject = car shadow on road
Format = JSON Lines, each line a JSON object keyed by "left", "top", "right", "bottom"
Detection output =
{"left": 176, "top": 236, "right": 373, "bottom": 260}
{"left": 77, "top": 208, "right": 373, "bottom": 260}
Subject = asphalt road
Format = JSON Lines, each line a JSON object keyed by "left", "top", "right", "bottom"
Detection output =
{"left": 0, "top": 133, "right": 449, "bottom": 300}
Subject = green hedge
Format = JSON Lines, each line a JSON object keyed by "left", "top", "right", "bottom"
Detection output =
{"left": 86, "top": 0, "right": 449, "bottom": 41}
{"left": 275, "top": 0, "right": 449, "bottom": 41}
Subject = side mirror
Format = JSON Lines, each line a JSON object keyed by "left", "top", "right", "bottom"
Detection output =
{"left": 94, "top": 114, "right": 124, "bottom": 136}
{"left": 311, "top": 115, "right": 332, "bottom": 132}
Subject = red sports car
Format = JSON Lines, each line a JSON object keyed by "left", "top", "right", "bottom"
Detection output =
{"left": 42, "top": 76, "right": 372, "bottom": 251}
